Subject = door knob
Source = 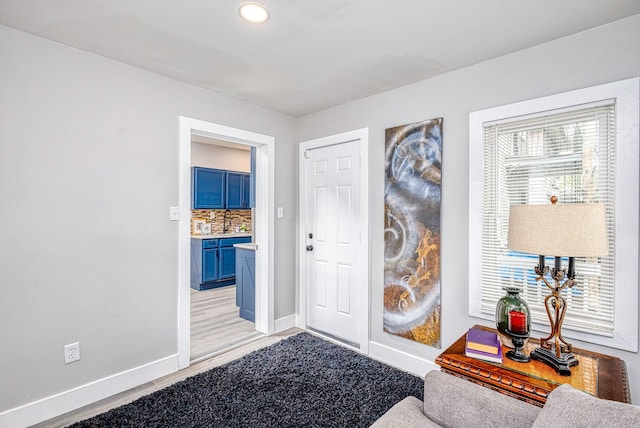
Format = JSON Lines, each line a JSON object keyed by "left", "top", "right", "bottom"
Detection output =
{"left": 306, "top": 245, "right": 314, "bottom": 251}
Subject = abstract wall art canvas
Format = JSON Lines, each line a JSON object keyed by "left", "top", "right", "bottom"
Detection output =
{"left": 384, "top": 118, "right": 442, "bottom": 348}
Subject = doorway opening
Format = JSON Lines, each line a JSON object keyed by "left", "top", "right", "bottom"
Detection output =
{"left": 178, "top": 117, "right": 275, "bottom": 369}
{"left": 189, "top": 136, "right": 261, "bottom": 362}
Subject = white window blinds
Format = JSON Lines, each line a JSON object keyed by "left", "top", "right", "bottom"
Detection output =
{"left": 481, "top": 101, "right": 616, "bottom": 336}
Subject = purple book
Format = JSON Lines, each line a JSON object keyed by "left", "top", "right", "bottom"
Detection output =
{"left": 466, "top": 328, "right": 501, "bottom": 354}
{"left": 465, "top": 343, "right": 504, "bottom": 363}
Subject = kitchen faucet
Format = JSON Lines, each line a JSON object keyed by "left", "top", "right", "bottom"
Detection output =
{"left": 223, "top": 209, "right": 231, "bottom": 234}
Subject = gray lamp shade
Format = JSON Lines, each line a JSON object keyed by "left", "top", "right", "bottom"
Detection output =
{"left": 508, "top": 202, "right": 609, "bottom": 257}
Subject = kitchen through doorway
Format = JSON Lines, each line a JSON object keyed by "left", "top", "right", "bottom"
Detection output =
{"left": 189, "top": 136, "right": 261, "bottom": 362}
{"left": 178, "top": 116, "right": 275, "bottom": 370}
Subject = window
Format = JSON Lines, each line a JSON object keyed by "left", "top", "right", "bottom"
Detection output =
{"left": 469, "top": 78, "right": 639, "bottom": 352}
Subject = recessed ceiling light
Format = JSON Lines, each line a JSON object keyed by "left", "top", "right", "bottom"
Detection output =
{"left": 238, "top": 2, "right": 270, "bottom": 24}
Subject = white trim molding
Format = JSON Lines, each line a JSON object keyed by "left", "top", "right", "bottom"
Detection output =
{"left": 274, "top": 314, "right": 297, "bottom": 333}
{"left": 368, "top": 341, "right": 439, "bottom": 378}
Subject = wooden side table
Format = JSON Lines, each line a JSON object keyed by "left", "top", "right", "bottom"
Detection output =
{"left": 435, "top": 325, "right": 631, "bottom": 407}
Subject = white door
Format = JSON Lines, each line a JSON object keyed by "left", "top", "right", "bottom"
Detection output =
{"left": 304, "top": 139, "right": 362, "bottom": 345}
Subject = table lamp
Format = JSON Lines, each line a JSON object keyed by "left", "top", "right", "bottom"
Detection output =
{"left": 507, "top": 196, "right": 609, "bottom": 375}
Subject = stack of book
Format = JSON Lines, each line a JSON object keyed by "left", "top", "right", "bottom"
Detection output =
{"left": 465, "top": 328, "right": 503, "bottom": 363}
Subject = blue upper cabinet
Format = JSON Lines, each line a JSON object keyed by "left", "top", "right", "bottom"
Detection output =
{"left": 227, "top": 171, "right": 251, "bottom": 209}
{"left": 193, "top": 167, "right": 251, "bottom": 210}
{"left": 192, "top": 167, "right": 225, "bottom": 209}
{"left": 242, "top": 174, "right": 251, "bottom": 208}
{"left": 226, "top": 171, "right": 244, "bottom": 209}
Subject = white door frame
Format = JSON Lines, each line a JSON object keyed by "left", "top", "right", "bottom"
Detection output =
{"left": 298, "top": 128, "right": 369, "bottom": 354}
{"left": 178, "top": 116, "right": 275, "bottom": 369}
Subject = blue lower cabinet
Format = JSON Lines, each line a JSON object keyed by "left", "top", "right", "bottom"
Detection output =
{"left": 191, "top": 237, "right": 251, "bottom": 290}
{"left": 202, "top": 248, "right": 219, "bottom": 282}
{"left": 236, "top": 247, "right": 256, "bottom": 322}
{"left": 191, "top": 239, "right": 221, "bottom": 290}
{"left": 219, "top": 247, "right": 236, "bottom": 279}
{"left": 219, "top": 237, "right": 251, "bottom": 279}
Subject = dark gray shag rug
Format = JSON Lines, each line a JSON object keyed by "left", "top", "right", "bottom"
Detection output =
{"left": 70, "top": 333, "right": 423, "bottom": 427}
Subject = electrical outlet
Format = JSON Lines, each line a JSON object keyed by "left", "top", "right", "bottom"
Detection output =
{"left": 64, "top": 342, "right": 80, "bottom": 364}
{"left": 209, "top": 211, "right": 215, "bottom": 219}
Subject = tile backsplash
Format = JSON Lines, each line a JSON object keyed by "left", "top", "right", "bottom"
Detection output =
{"left": 191, "top": 209, "right": 252, "bottom": 235}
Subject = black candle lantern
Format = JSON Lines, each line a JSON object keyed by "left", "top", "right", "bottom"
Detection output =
{"left": 505, "top": 329, "right": 530, "bottom": 363}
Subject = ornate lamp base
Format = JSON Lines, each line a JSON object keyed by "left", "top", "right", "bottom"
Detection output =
{"left": 530, "top": 347, "right": 578, "bottom": 376}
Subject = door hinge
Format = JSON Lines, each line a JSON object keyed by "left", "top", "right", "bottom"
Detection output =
{"left": 304, "top": 150, "right": 310, "bottom": 159}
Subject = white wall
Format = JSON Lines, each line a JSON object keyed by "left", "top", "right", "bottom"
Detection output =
{"left": 191, "top": 142, "right": 250, "bottom": 172}
{"left": 0, "top": 23, "right": 297, "bottom": 420}
{"left": 297, "top": 14, "right": 640, "bottom": 403}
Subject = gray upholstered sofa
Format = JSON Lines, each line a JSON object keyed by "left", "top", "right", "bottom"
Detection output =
{"left": 372, "top": 370, "right": 640, "bottom": 428}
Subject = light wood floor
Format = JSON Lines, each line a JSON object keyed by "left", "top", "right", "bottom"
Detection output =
{"left": 190, "top": 285, "right": 263, "bottom": 362}
{"left": 34, "top": 287, "right": 300, "bottom": 428}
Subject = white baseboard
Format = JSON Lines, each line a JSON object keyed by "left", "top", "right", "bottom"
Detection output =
{"left": 0, "top": 354, "right": 180, "bottom": 428}
{"left": 274, "top": 314, "right": 296, "bottom": 333}
{"left": 368, "top": 341, "right": 439, "bottom": 378}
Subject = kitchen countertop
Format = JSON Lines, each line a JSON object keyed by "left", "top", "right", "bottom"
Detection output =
{"left": 191, "top": 232, "right": 252, "bottom": 240}
{"left": 234, "top": 242, "right": 256, "bottom": 250}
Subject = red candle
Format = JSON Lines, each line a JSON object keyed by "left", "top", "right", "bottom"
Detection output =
{"left": 508, "top": 310, "right": 527, "bottom": 334}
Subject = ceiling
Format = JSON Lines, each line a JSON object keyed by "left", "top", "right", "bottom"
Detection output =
{"left": 2, "top": 1, "right": 639, "bottom": 117}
